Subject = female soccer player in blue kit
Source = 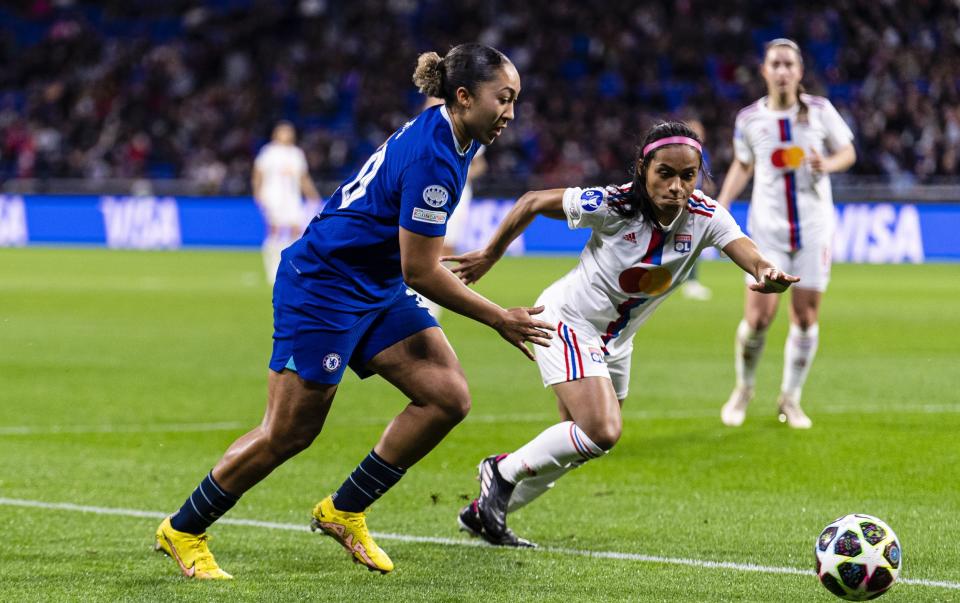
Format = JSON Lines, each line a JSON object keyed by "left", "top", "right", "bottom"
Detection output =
{"left": 154, "top": 43, "right": 553, "bottom": 578}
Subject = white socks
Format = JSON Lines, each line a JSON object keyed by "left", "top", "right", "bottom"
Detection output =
{"left": 496, "top": 421, "right": 605, "bottom": 512}
{"left": 498, "top": 421, "right": 605, "bottom": 484}
{"left": 781, "top": 323, "right": 819, "bottom": 399}
{"left": 262, "top": 235, "right": 287, "bottom": 286}
{"left": 734, "top": 319, "right": 767, "bottom": 388}
{"left": 508, "top": 461, "right": 582, "bottom": 512}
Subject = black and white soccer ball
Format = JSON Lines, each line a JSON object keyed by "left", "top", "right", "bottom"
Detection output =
{"left": 815, "top": 514, "right": 901, "bottom": 600}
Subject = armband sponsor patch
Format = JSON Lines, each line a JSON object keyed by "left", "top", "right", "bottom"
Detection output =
{"left": 422, "top": 185, "right": 450, "bottom": 208}
{"left": 412, "top": 207, "right": 447, "bottom": 224}
{"left": 580, "top": 189, "right": 603, "bottom": 212}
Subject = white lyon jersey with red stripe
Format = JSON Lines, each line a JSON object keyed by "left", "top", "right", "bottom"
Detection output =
{"left": 733, "top": 94, "right": 853, "bottom": 252}
{"left": 538, "top": 185, "right": 745, "bottom": 359}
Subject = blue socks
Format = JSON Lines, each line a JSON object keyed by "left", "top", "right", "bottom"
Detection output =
{"left": 332, "top": 450, "right": 406, "bottom": 512}
{"left": 170, "top": 472, "right": 240, "bottom": 535}
{"left": 169, "top": 452, "right": 403, "bottom": 531}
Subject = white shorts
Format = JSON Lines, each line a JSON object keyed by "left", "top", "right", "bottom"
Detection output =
{"left": 745, "top": 240, "right": 832, "bottom": 292}
{"left": 534, "top": 305, "right": 633, "bottom": 400}
{"left": 261, "top": 197, "right": 305, "bottom": 228}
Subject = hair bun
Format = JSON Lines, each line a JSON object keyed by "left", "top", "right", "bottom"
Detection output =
{"left": 412, "top": 51, "right": 444, "bottom": 97}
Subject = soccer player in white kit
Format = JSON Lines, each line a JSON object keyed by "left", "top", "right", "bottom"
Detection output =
{"left": 447, "top": 121, "right": 799, "bottom": 546}
{"left": 717, "top": 39, "right": 856, "bottom": 429}
{"left": 251, "top": 121, "right": 321, "bottom": 285}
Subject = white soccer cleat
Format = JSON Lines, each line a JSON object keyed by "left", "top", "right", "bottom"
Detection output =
{"left": 682, "top": 280, "right": 712, "bottom": 301}
{"left": 721, "top": 385, "right": 753, "bottom": 427}
{"left": 777, "top": 393, "right": 812, "bottom": 429}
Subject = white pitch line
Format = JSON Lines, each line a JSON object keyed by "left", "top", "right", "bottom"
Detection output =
{"left": 319, "top": 403, "right": 960, "bottom": 427}
{"left": 466, "top": 402, "right": 960, "bottom": 424}
{"left": 3, "top": 398, "right": 959, "bottom": 437}
{"left": 3, "top": 401, "right": 959, "bottom": 436}
{"left": 0, "top": 421, "right": 246, "bottom": 436}
{"left": 0, "top": 497, "right": 956, "bottom": 591}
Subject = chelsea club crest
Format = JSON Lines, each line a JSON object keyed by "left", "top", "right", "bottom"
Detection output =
{"left": 322, "top": 353, "right": 342, "bottom": 373}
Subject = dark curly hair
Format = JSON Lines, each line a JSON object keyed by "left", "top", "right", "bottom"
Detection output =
{"left": 609, "top": 121, "right": 706, "bottom": 227}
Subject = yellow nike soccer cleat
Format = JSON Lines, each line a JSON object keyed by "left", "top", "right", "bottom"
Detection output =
{"left": 154, "top": 517, "right": 233, "bottom": 580}
{"left": 310, "top": 495, "right": 394, "bottom": 574}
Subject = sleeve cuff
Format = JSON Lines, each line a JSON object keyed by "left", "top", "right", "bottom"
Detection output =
{"left": 562, "top": 187, "right": 583, "bottom": 229}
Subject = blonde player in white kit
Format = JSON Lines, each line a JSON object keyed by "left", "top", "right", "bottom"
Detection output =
{"left": 717, "top": 39, "right": 856, "bottom": 429}
{"left": 252, "top": 122, "right": 321, "bottom": 285}
{"left": 447, "top": 122, "right": 799, "bottom": 546}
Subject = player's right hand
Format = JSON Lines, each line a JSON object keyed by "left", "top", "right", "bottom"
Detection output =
{"left": 749, "top": 267, "right": 800, "bottom": 294}
{"left": 443, "top": 248, "right": 499, "bottom": 285}
{"left": 494, "top": 305, "right": 554, "bottom": 361}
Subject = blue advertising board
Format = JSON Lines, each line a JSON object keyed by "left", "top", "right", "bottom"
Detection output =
{"left": 1, "top": 194, "right": 957, "bottom": 262}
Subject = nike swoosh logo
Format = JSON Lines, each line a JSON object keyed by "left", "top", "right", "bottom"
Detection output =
{"left": 163, "top": 533, "right": 196, "bottom": 578}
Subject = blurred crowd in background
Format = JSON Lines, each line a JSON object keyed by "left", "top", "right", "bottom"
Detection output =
{"left": 1, "top": 0, "right": 958, "bottom": 194}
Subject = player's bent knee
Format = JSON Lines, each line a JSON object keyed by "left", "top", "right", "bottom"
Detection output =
{"left": 591, "top": 429, "right": 621, "bottom": 451}
{"left": 442, "top": 387, "right": 472, "bottom": 423}
{"left": 748, "top": 315, "right": 774, "bottom": 332}
{"left": 262, "top": 424, "right": 319, "bottom": 460}
{"left": 583, "top": 421, "right": 621, "bottom": 451}
{"left": 433, "top": 376, "right": 472, "bottom": 423}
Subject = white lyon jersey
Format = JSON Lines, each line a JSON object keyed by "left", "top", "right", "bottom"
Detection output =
{"left": 254, "top": 142, "right": 309, "bottom": 224}
{"left": 733, "top": 94, "right": 853, "bottom": 252}
{"left": 540, "top": 185, "right": 745, "bottom": 362}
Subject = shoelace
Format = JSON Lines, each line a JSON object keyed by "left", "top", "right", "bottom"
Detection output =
{"left": 332, "top": 504, "right": 371, "bottom": 523}
{"left": 189, "top": 533, "right": 216, "bottom": 568}
{"left": 337, "top": 511, "right": 379, "bottom": 551}
{"left": 346, "top": 513, "right": 369, "bottom": 531}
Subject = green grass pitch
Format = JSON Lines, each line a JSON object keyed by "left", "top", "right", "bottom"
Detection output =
{"left": 1, "top": 247, "right": 958, "bottom": 602}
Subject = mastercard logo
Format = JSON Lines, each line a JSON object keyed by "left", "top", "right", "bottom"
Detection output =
{"left": 771, "top": 146, "right": 805, "bottom": 169}
{"left": 618, "top": 266, "right": 673, "bottom": 295}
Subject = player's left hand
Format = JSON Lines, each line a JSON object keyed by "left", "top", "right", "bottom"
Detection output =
{"left": 442, "top": 249, "right": 499, "bottom": 285}
{"left": 750, "top": 267, "right": 800, "bottom": 294}
{"left": 495, "top": 305, "right": 555, "bottom": 361}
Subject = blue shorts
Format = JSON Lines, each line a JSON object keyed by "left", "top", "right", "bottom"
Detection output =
{"left": 268, "top": 272, "right": 439, "bottom": 384}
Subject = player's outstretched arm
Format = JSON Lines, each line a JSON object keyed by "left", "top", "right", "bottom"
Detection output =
{"left": 443, "top": 188, "right": 566, "bottom": 285}
{"left": 716, "top": 159, "right": 754, "bottom": 209}
{"left": 401, "top": 228, "right": 554, "bottom": 359}
{"left": 722, "top": 236, "right": 800, "bottom": 294}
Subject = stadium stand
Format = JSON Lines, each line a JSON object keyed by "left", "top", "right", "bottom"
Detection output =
{"left": 1, "top": 0, "right": 958, "bottom": 194}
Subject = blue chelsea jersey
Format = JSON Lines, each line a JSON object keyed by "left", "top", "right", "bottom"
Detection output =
{"left": 280, "top": 105, "right": 479, "bottom": 310}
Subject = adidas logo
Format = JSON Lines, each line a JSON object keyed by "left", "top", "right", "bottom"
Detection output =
{"left": 623, "top": 232, "right": 637, "bottom": 244}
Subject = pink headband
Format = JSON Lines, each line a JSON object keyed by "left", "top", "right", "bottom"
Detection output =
{"left": 642, "top": 136, "right": 702, "bottom": 157}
